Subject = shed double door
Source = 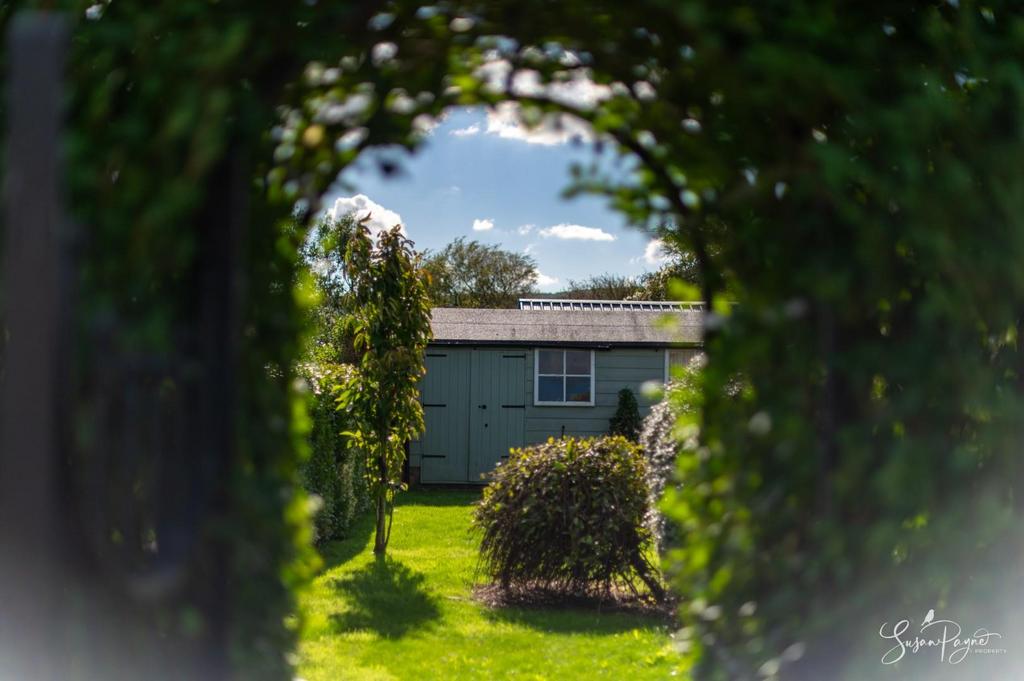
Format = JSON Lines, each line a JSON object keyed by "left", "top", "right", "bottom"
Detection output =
{"left": 419, "top": 348, "right": 525, "bottom": 483}
{"left": 468, "top": 350, "right": 526, "bottom": 481}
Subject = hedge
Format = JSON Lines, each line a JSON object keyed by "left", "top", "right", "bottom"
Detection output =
{"left": 299, "top": 363, "right": 369, "bottom": 545}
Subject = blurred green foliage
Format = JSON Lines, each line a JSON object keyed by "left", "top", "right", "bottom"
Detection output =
{"left": 40, "top": 2, "right": 446, "bottom": 677}
{"left": 640, "top": 357, "right": 705, "bottom": 555}
{"left": 7, "top": 0, "right": 1020, "bottom": 677}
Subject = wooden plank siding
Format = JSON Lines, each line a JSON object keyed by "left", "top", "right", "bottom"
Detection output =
{"left": 468, "top": 349, "right": 527, "bottom": 480}
{"left": 412, "top": 346, "right": 690, "bottom": 481}
{"left": 410, "top": 349, "right": 472, "bottom": 482}
{"left": 524, "top": 347, "right": 666, "bottom": 442}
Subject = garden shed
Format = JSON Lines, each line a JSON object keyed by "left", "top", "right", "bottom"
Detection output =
{"left": 410, "top": 299, "right": 704, "bottom": 483}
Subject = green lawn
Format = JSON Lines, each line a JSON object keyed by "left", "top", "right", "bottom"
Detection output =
{"left": 298, "top": 489, "right": 689, "bottom": 680}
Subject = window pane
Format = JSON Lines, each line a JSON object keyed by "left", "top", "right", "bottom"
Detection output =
{"left": 538, "top": 376, "right": 564, "bottom": 402}
{"left": 565, "top": 376, "right": 591, "bottom": 402}
{"left": 538, "top": 349, "right": 563, "bottom": 374}
{"left": 565, "top": 350, "right": 590, "bottom": 375}
{"left": 669, "top": 349, "right": 695, "bottom": 369}
{"left": 668, "top": 349, "right": 701, "bottom": 379}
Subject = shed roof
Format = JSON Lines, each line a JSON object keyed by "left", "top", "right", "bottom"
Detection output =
{"left": 429, "top": 307, "right": 703, "bottom": 347}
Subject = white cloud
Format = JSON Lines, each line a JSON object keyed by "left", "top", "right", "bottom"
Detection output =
{"left": 409, "top": 109, "right": 450, "bottom": 137}
{"left": 539, "top": 223, "right": 615, "bottom": 242}
{"left": 524, "top": 243, "right": 536, "bottom": 254}
{"left": 326, "top": 194, "right": 404, "bottom": 235}
{"left": 643, "top": 238, "right": 672, "bottom": 266}
{"left": 472, "top": 218, "right": 495, "bottom": 232}
{"left": 450, "top": 123, "right": 481, "bottom": 137}
{"left": 534, "top": 271, "right": 560, "bottom": 289}
{"left": 517, "top": 224, "right": 535, "bottom": 235}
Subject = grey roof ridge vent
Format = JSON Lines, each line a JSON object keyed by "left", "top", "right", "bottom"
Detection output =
{"left": 517, "top": 298, "right": 705, "bottom": 312}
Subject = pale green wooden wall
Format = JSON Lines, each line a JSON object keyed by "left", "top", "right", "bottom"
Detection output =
{"left": 412, "top": 349, "right": 472, "bottom": 482}
{"left": 411, "top": 346, "right": 698, "bottom": 482}
{"left": 523, "top": 347, "right": 666, "bottom": 442}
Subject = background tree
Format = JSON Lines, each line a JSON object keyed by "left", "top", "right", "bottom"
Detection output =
{"left": 298, "top": 213, "right": 361, "bottom": 366}
{"left": 630, "top": 254, "right": 703, "bottom": 302}
{"left": 560, "top": 273, "right": 642, "bottom": 300}
{"left": 423, "top": 237, "right": 538, "bottom": 308}
{"left": 337, "top": 220, "right": 432, "bottom": 556}
{"left": 554, "top": 238, "right": 705, "bottom": 303}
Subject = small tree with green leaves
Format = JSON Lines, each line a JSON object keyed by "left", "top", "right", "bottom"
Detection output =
{"left": 337, "top": 220, "right": 432, "bottom": 556}
{"left": 609, "top": 388, "right": 642, "bottom": 442}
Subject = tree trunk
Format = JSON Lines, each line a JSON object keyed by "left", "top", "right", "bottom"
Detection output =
{"left": 373, "top": 451, "right": 389, "bottom": 555}
{"left": 373, "top": 487, "right": 388, "bottom": 555}
{"left": 632, "top": 554, "right": 666, "bottom": 602}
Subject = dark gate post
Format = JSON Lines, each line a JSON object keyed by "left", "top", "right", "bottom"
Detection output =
{"left": 0, "top": 12, "right": 71, "bottom": 681}
{"left": 0, "top": 12, "right": 249, "bottom": 679}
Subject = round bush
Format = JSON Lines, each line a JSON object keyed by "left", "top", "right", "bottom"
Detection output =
{"left": 474, "top": 436, "right": 664, "bottom": 600}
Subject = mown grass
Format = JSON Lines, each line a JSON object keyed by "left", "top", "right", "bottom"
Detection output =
{"left": 297, "top": 489, "right": 689, "bottom": 680}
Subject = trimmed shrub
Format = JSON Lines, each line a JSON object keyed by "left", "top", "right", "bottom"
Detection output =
{"left": 639, "top": 355, "right": 704, "bottom": 552}
{"left": 608, "top": 387, "right": 642, "bottom": 441}
{"left": 474, "top": 436, "right": 664, "bottom": 600}
{"left": 300, "top": 363, "right": 369, "bottom": 544}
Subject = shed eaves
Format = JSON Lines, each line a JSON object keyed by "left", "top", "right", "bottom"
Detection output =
{"left": 429, "top": 307, "right": 703, "bottom": 346}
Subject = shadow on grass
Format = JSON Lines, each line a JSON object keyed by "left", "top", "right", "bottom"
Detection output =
{"left": 329, "top": 557, "right": 442, "bottom": 638}
{"left": 477, "top": 585, "right": 674, "bottom": 635}
{"left": 318, "top": 489, "right": 478, "bottom": 571}
{"left": 397, "top": 488, "right": 481, "bottom": 507}
{"left": 483, "top": 604, "right": 672, "bottom": 635}
{"left": 318, "top": 510, "right": 377, "bottom": 571}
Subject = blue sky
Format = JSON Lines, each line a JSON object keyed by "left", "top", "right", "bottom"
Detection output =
{"left": 323, "top": 107, "right": 669, "bottom": 292}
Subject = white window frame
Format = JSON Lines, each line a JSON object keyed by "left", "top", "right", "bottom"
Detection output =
{"left": 533, "top": 348, "right": 595, "bottom": 407}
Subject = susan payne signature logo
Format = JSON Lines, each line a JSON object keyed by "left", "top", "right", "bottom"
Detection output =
{"left": 878, "top": 609, "right": 1006, "bottom": 665}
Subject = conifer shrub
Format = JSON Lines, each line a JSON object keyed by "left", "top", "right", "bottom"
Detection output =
{"left": 609, "top": 388, "right": 642, "bottom": 441}
{"left": 474, "top": 436, "right": 664, "bottom": 600}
